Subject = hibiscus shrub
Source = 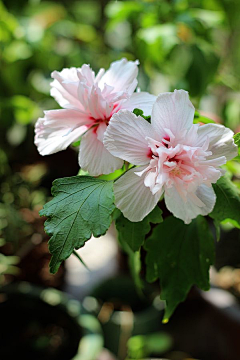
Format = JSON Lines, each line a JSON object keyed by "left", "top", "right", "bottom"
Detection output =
{"left": 38, "top": 59, "right": 240, "bottom": 321}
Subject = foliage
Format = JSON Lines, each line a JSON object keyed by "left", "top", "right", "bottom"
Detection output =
{"left": 127, "top": 331, "right": 173, "bottom": 359}
{"left": 145, "top": 216, "right": 215, "bottom": 321}
{"left": 40, "top": 176, "right": 115, "bottom": 273}
{"left": 116, "top": 206, "right": 163, "bottom": 252}
{"left": 1, "top": 0, "right": 240, "bottom": 321}
{"left": 0, "top": 250, "right": 20, "bottom": 285}
{"left": 234, "top": 132, "right": 240, "bottom": 158}
{"left": 133, "top": 108, "right": 151, "bottom": 122}
{"left": 210, "top": 174, "right": 240, "bottom": 227}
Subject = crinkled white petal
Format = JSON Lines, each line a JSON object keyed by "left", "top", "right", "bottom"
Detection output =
{"left": 123, "top": 92, "right": 157, "bottom": 116}
{"left": 164, "top": 184, "right": 216, "bottom": 224}
{"left": 98, "top": 58, "right": 139, "bottom": 95}
{"left": 79, "top": 127, "right": 123, "bottom": 176}
{"left": 197, "top": 123, "right": 238, "bottom": 161}
{"left": 104, "top": 110, "right": 156, "bottom": 165}
{"left": 151, "top": 89, "right": 195, "bottom": 138}
{"left": 51, "top": 68, "right": 83, "bottom": 109}
{"left": 35, "top": 109, "right": 91, "bottom": 155}
{"left": 114, "top": 166, "right": 162, "bottom": 222}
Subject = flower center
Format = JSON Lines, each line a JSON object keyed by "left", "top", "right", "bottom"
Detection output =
{"left": 162, "top": 136, "right": 170, "bottom": 148}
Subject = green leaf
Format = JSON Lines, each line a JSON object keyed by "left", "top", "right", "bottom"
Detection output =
{"left": 117, "top": 226, "right": 144, "bottom": 293}
{"left": 193, "top": 110, "right": 215, "bottom": 124}
{"left": 128, "top": 249, "right": 143, "bottom": 294}
{"left": 116, "top": 206, "right": 163, "bottom": 252}
{"left": 234, "top": 132, "right": 240, "bottom": 155}
{"left": 71, "top": 140, "right": 80, "bottom": 147}
{"left": 213, "top": 220, "right": 221, "bottom": 242}
{"left": 145, "top": 216, "right": 215, "bottom": 322}
{"left": 40, "top": 176, "right": 115, "bottom": 274}
{"left": 111, "top": 208, "right": 121, "bottom": 221}
{"left": 210, "top": 174, "right": 240, "bottom": 227}
{"left": 116, "top": 207, "right": 162, "bottom": 293}
{"left": 133, "top": 108, "right": 151, "bottom": 123}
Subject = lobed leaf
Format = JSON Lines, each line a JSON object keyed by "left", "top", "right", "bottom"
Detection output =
{"left": 145, "top": 216, "right": 215, "bottom": 322}
{"left": 40, "top": 176, "right": 115, "bottom": 273}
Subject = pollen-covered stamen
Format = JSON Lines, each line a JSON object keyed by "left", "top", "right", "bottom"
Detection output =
{"left": 163, "top": 155, "right": 183, "bottom": 176}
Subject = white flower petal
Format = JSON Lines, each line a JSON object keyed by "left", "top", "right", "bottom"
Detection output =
{"left": 98, "top": 58, "right": 139, "bottom": 94}
{"left": 197, "top": 123, "right": 238, "bottom": 161}
{"left": 104, "top": 110, "right": 155, "bottom": 165}
{"left": 151, "top": 89, "right": 195, "bottom": 138}
{"left": 114, "top": 167, "right": 161, "bottom": 222}
{"left": 79, "top": 127, "right": 123, "bottom": 176}
{"left": 51, "top": 68, "right": 82, "bottom": 109}
{"left": 165, "top": 184, "right": 216, "bottom": 224}
{"left": 35, "top": 109, "right": 91, "bottom": 155}
{"left": 123, "top": 92, "right": 157, "bottom": 116}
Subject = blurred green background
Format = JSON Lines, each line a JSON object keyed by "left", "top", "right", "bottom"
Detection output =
{"left": 0, "top": 0, "right": 240, "bottom": 283}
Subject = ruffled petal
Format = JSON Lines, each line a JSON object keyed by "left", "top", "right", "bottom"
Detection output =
{"left": 151, "top": 89, "right": 195, "bottom": 138}
{"left": 51, "top": 68, "right": 83, "bottom": 109}
{"left": 197, "top": 123, "right": 238, "bottom": 161}
{"left": 98, "top": 58, "right": 139, "bottom": 95}
{"left": 114, "top": 167, "right": 161, "bottom": 222}
{"left": 35, "top": 109, "right": 91, "bottom": 155}
{"left": 104, "top": 110, "right": 155, "bottom": 165}
{"left": 123, "top": 92, "right": 157, "bottom": 116}
{"left": 164, "top": 184, "right": 216, "bottom": 224}
{"left": 79, "top": 127, "right": 123, "bottom": 176}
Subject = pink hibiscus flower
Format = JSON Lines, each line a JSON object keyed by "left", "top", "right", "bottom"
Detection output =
{"left": 35, "top": 58, "right": 156, "bottom": 176}
{"left": 104, "top": 89, "right": 238, "bottom": 224}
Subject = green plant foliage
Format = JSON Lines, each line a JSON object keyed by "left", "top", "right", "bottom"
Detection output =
{"left": 133, "top": 108, "right": 151, "bottom": 122}
{"left": 116, "top": 207, "right": 162, "bottom": 292}
{"left": 234, "top": 132, "right": 240, "bottom": 155}
{"left": 127, "top": 247, "right": 143, "bottom": 293}
{"left": 210, "top": 174, "right": 240, "bottom": 227}
{"left": 40, "top": 176, "right": 115, "bottom": 273}
{"left": 145, "top": 216, "right": 215, "bottom": 322}
{"left": 116, "top": 206, "right": 163, "bottom": 252}
{"left": 127, "top": 331, "right": 172, "bottom": 359}
{"left": 0, "top": 252, "right": 20, "bottom": 284}
{"left": 193, "top": 111, "right": 215, "bottom": 124}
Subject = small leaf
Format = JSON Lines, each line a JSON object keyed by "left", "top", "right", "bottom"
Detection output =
{"left": 133, "top": 108, "right": 151, "bottom": 123}
{"left": 145, "top": 216, "right": 215, "bottom": 321}
{"left": 116, "top": 206, "right": 163, "bottom": 252}
{"left": 40, "top": 176, "right": 115, "bottom": 273}
{"left": 210, "top": 174, "right": 240, "bottom": 227}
